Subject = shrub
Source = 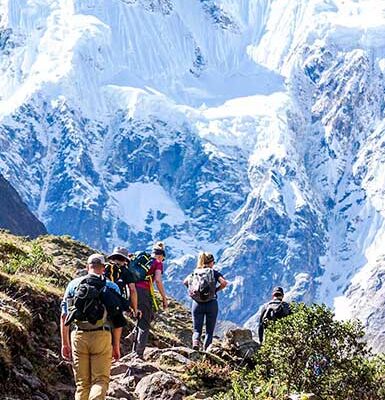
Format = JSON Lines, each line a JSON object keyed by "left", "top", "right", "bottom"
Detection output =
{"left": 217, "top": 303, "right": 385, "bottom": 400}
{"left": 184, "top": 358, "right": 232, "bottom": 390}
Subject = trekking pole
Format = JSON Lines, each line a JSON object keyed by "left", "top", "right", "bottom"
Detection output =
{"left": 123, "top": 313, "right": 142, "bottom": 379}
{"left": 131, "top": 312, "right": 141, "bottom": 353}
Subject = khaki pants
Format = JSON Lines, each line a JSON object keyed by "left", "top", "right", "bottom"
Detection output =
{"left": 71, "top": 330, "right": 112, "bottom": 400}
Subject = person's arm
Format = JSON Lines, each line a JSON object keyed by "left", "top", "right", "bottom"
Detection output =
{"left": 60, "top": 286, "right": 72, "bottom": 361}
{"left": 283, "top": 301, "right": 292, "bottom": 316}
{"left": 216, "top": 276, "right": 227, "bottom": 293}
{"left": 258, "top": 305, "right": 266, "bottom": 344}
{"left": 154, "top": 269, "right": 168, "bottom": 309}
{"left": 128, "top": 283, "right": 141, "bottom": 318}
{"left": 111, "top": 327, "right": 122, "bottom": 361}
{"left": 60, "top": 314, "right": 72, "bottom": 360}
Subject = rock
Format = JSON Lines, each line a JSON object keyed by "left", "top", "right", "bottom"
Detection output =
{"left": 224, "top": 328, "right": 253, "bottom": 346}
{"left": 45, "top": 321, "right": 58, "bottom": 335}
{"left": 112, "top": 360, "right": 159, "bottom": 384}
{"left": 134, "top": 371, "right": 187, "bottom": 400}
{"left": 19, "top": 356, "right": 34, "bottom": 372}
{"left": 107, "top": 377, "right": 136, "bottom": 399}
{"left": 145, "top": 346, "right": 200, "bottom": 362}
{"left": 158, "top": 350, "right": 192, "bottom": 370}
{"left": 208, "top": 329, "right": 259, "bottom": 363}
{"left": 110, "top": 363, "right": 131, "bottom": 376}
{"left": 53, "top": 383, "right": 74, "bottom": 399}
{"left": 14, "top": 369, "right": 42, "bottom": 390}
{"left": 32, "top": 393, "right": 50, "bottom": 400}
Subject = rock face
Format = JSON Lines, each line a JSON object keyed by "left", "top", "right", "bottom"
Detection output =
{"left": 0, "top": 174, "right": 47, "bottom": 238}
{"left": 2, "top": 0, "right": 385, "bottom": 351}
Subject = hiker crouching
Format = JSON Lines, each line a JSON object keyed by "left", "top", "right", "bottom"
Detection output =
{"left": 60, "top": 254, "right": 127, "bottom": 400}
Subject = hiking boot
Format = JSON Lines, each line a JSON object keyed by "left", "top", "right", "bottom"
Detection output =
{"left": 134, "top": 352, "right": 145, "bottom": 361}
{"left": 192, "top": 341, "right": 201, "bottom": 351}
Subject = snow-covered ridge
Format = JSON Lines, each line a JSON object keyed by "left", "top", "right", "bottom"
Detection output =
{"left": 1, "top": 0, "right": 385, "bottom": 350}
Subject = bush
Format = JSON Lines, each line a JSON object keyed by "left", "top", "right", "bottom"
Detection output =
{"left": 184, "top": 358, "right": 232, "bottom": 390}
{"left": 217, "top": 303, "right": 385, "bottom": 400}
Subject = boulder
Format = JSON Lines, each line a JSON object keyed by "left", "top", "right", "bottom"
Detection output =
{"left": 158, "top": 350, "right": 193, "bottom": 370}
{"left": 107, "top": 377, "right": 136, "bottom": 399}
{"left": 112, "top": 360, "right": 159, "bottom": 384}
{"left": 208, "top": 328, "right": 259, "bottom": 364}
{"left": 134, "top": 371, "right": 187, "bottom": 400}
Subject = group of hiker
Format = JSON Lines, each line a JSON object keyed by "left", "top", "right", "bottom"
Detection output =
{"left": 60, "top": 242, "right": 291, "bottom": 400}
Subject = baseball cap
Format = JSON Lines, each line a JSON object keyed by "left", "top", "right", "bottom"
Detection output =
{"left": 272, "top": 286, "right": 284, "bottom": 296}
{"left": 87, "top": 254, "right": 106, "bottom": 265}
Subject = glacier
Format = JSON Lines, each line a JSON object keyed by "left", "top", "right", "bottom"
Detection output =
{"left": 1, "top": 0, "right": 385, "bottom": 350}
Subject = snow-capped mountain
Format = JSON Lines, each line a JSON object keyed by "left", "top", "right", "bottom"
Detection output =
{"left": 1, "top": 0, "right": 385, "bottom": 350}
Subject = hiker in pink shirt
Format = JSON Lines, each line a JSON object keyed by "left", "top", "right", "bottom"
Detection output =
{"left": 135, "top": 242, "right": 168, "bottom": 358}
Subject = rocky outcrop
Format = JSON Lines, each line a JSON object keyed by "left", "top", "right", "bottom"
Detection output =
{"left": 105, "top": 329, "right": 260, "bottom": 400}
{"left": 0, "top": 174, "right": 47, "bottom": 238}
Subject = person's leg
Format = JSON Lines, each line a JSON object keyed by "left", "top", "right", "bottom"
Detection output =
{"left": 192, "top": 301, "right": 204, "bottom": 349}
{"left": 203, "top": 300, "right": 218, "bottom": 350}
{"left": 89, "top": 331, "right": 112, "bottom": 400}
{"left": 136, "top": 287, "right": 153, "bottom": 357}
{"left": 71, "top": 331, "right": 91, "bottom": 400}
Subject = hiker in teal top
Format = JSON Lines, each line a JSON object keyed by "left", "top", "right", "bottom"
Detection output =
{"left": 60, "top": 254, "right": 124, "bottom": 400}
{"left": 184, "top": 252, "right": 227, "bottom": 351}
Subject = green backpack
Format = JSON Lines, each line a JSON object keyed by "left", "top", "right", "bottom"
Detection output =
{"left": 127, "top": 251, "right": 153, "bottom": 283}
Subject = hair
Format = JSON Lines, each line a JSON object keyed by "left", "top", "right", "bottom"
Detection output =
{"left": 152, "top": 241, "right": 166, "bottom": 258}
{"left": 154, "top": 241, "right": 164, "bottom": 250}
{"left": 197, "top": 252, "right": 215, "bottom": 269}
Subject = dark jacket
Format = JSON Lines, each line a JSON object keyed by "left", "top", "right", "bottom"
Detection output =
{"left": 258, "top": 298, "right": 291, "bottom": 343}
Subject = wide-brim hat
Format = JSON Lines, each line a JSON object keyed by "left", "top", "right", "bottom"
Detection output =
{"left": 107, "top": 246, "right": 130, "bottom": 261}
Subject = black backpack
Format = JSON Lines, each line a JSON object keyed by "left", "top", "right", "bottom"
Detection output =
{"left": 104, "top": 263, "right": 128, "bottom": 297}
{"left": 262, "top": 300, "right": 286, "bottom": 327}
{"left": 65, "top": 275, "right": 106, "bottom": 326}
{"left": 188, "top": 268, "right": 216, "bottom": 303}
{"left": 126, "top": 251, "right": 153, "bottom": 283}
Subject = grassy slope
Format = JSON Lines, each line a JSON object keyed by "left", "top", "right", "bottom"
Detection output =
{"left": 0, "top": 230, "right": 192, "bottom": 399}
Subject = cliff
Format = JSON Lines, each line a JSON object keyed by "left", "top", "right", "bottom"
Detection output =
{"left": 0, "top": 174, "right": 47, "bottom": 238}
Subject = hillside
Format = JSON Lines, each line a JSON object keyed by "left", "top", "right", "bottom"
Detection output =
{"left": 0, "top": 231, "right": 248, "bottom": 400}
{"left": 1, "top": 231, "right": 384, "bottom": 400}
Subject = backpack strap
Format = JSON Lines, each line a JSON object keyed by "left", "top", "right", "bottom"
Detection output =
{"left": 148, "top": 275, "right": 159, "bottom": 311}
